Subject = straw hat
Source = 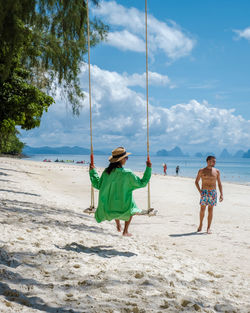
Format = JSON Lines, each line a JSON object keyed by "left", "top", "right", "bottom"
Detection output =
{"left": 109, "top": 147, "right": 131, "bottom": 163}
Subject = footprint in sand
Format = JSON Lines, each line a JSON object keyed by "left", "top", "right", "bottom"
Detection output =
{"left": 160, "top": 300, "right": 170, "bottom": 309}
{"left": 134, "top": 272, "right": 144, "bottom": 279}
{"left": 165, "top": 290, "right": 176, "bottom": 299}
{"left": 141, "top": 280, "right": 153, "bottom": 286}
{"left": 193, "top": 304, "right": 202, "bottom": 311}
{"left": 3, "top": 300, "right": 13, "bottom": 308}
{"left": 181, "top": 299, "right": 201, "bottom": 310}
{"left": 206, "top": 271, "right": 224, "bottom": 278}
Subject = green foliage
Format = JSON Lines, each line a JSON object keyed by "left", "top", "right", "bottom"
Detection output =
{"left": 0, "top": 0, "right": 108, "bottom": 113}
{"left": 0, "top": 66, "right": 54, "bottom": 135}
{"left": 0, "top": 0, "right": 36, "bottom": 82}
{"left": 0, "top": 130, "right": 24, "bottom": 155}
{"left": 0, "top": 65, "right": 54, "bottom": 154}
{"left": 0, "top": 0, "right": 107, "bottom": 154}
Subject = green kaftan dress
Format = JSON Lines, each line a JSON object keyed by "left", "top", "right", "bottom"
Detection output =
{"left": 89, "top": 167, "right": 151, "bottom": 222}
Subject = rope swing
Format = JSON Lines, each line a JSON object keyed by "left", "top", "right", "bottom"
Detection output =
{"left": 145, "top": 0, "right": 152, "bottom": 212}
{"left": 85, "top": 0, "right": 95, "bottom": 213}
{"left": 84, "top": 0, "right": 156, "bottom": 216}
{"left": 139, "top": 0, "right": 156, "bottom": 216}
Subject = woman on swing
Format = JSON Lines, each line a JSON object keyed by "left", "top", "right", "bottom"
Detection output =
{"left": 89, "top": 147, "right": 152, "bottom": 236}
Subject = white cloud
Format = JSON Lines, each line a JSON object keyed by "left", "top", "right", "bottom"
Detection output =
{"left": 107, "top": 30, "right": 145, "bottom": 52}
{"left": 233, "top": 27, "right": 250, "bottom": 41}
{"left": 123, "top": 71, "right": 170, "bottom": 88}
{"left": 21, "top": 64, "right": 250, "bottom": 154}
{"left": 92, "top": 0, "right": 195, "bottom": 60}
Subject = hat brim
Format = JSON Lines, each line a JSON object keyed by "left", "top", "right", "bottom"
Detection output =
{"left": 109, "top": 152, "right": 131, "bottom": 163}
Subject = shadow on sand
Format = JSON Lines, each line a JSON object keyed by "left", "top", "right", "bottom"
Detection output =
{"left": 0, "top": 199, "right": 118, "bottom": 237}
{"left": 0, "top": 171, "right": 8, "bottom": 177}
{"left": 0, "top": 281, "right": 80, "bottom": 313}
{"left": 57, "top": 242, "right": 137, "bottom": 258}
{"left": 0, "top": 247, "right": 37, "bottom": 269}
{"left": 0, "top": 189, "right": 40, "bottom": 197}
{"left": 0, "top": 167, "right": 35, "bottom": 175}
{"left": 169, "top": 232, "right": 207, "bottom": 237}
{"left": 0, "top": 179, "right": 14, "bottom": 183}
{"left": 0, "top": 246, "right": 81, "bottom": 312}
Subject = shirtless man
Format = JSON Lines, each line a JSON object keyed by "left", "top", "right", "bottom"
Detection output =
{"left": 195, "top": 156, "right": 223, "bottom": 234}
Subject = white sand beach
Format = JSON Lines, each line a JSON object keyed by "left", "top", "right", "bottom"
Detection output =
{"left": 0, "top": 157, "right": 249, "bottom": 313}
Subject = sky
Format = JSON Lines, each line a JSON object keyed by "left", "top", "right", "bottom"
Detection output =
{"left": 20, "top": 0, "right": 250, "bottom": 155}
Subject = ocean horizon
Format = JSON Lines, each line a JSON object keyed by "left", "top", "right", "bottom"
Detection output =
{"left": 25, "top": 154, "right": 250, "bottom": 185}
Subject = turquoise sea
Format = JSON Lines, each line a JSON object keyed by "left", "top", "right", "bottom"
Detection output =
{"left": 27, "top": 154, "right": 250, "bottom": 185}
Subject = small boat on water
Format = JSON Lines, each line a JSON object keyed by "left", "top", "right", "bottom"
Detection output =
{"left": 43, "top": 159, "right": 52, "bottom": 162}
{"left": 55, "top": 159, "right": 64, "bottom": 163}
{"left": 54, "top": 159, "right": 75, "bottom": 163}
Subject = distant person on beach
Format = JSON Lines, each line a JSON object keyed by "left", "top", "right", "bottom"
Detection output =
{"left": 195, "top": 156, "right": 223, "bottom": 234}
{"left": 89, "top": 147, "right": 152, "bottom": 237}
{"left": 163, "top": 163, "right": 167, "bottom": 175}
{"left": 176, "top": 165, "right": 180, "bottom": 176}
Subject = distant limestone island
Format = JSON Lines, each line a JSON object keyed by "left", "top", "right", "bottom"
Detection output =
{"left": 23, "top": 146, "right": 108, "bottom": 155}
{"left": 156, "top": 147, "right": 250, "bottom": 158}
{"left": 156, "top": 146, "right": 187, "bottom": 157}
{"left": 219, "top": 148, "right": 250, "bottom": 158}
{"left": 23, "top": 145, "right": 250, "bottom": 158}
{"left": 243, "top": 149, "right": 250, "bottom": 158}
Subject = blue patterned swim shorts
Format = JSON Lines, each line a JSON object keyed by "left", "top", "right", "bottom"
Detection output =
{"left": 200, "top": 189, "right": 217, "bottom": 207}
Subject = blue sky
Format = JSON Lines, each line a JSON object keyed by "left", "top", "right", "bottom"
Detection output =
{"left": 21, "top": 0, "right": 250, "bottom": 155}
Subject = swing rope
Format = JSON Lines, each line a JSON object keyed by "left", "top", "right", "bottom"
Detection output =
{"left": 84, "top": 0, "right": 155, "bottom": 216}
{"left": 145, "top": 0, "right": 151, "bottom": 211}
{"left": 87, "top": 0, "right": 95, "bottom": 209}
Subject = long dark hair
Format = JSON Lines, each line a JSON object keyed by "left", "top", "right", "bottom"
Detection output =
{"left": 105, "top": 161, "right": 122, "bottom": 175}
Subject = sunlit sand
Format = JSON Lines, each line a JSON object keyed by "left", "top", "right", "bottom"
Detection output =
{"left": 0, "top": 157, "right": 249, "bottom": 312}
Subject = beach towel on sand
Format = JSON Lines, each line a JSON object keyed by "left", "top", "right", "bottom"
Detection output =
{"left": 89, "top": 167, "right": 151, "bottom": 222}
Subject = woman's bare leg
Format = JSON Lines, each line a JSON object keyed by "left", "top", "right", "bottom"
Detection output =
{"left": 123, "top": 216, "right": 133, "bottom": 236}
{"left": 115, "top": 219, "right": 122, "bottom": 232}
